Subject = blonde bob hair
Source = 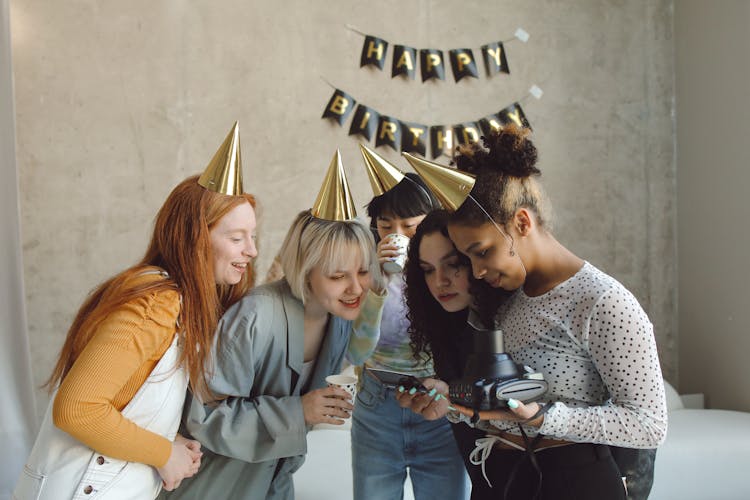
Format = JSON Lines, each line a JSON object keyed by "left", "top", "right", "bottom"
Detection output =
{"left": 278, "top": 210, "right": 380, "bottom": 303}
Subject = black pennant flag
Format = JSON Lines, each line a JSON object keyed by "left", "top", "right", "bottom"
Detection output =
{"left": 453, "top": 122, "right": 482, "bottom": 146}
{"left": 348, "top": 104, "right": 380, "bottom": 141}
{"left": 400, "top": 121, "right": 428, "bottom": 156}
{"left": 430, "top": 126, "right": 454, "bottom": 159}
{"left": 375, "top": 115, "right": 402, "bottom": 151}
{"left": 322, "top": 88, "right": 356, "bottom": 126}
{"left": 420, "top": 49, "right": 445, "bottom": 82}
{"left": 360, "top": 35, "right": 388, "bottom": 70}
{"left": 320, "top": 87, "right": 532, "bottom": 155}
{"left": 479, "top": 112, "right": 505, "bottom": 137}
{"left": 449, "top": 49, "right": 479, "bottom": 82}
{"left": 499, "top": 102, "right": 531, "bottom": 129}
{"left": 481, "top": 42, "right": 510, "bottom": 76}
{"left": 392, "top": 45, "right": 417, "bottom": 79}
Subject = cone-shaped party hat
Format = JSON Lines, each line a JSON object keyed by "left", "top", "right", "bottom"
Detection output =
{"left": 198, "top": 121, "right": 243, "bottom": 195}
{"left": 359, "top": 144, "right": 405, "bottom": 196}
{"left": 311, "top": 149, "right": 357, "bottom": 221}
{"left": 402, "top": 153, "right": 475, "bottom": 211}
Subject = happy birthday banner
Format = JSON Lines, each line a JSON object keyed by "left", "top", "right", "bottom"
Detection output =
{"left": 322, "top": 87, "right": 533, "bottom": 159}
{"left": 351, "top": 26, "right": 530, "bottom": 83}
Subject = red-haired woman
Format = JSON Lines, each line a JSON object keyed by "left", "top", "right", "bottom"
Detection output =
{"left": 14, "top": 172, "right": 258, "bottom": 500}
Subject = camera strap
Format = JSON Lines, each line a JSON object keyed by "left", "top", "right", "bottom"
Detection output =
{"left": 470, "top": 409, "right": 481, "bottom": 424}
{"left": 521, "top": 401, "right": 552, "bottom": 425}
{"left": 503, "top": 403, "right": 553, "bottom": 500}
{"left": 502, "top": 425, "right": 544, "bottom": 500}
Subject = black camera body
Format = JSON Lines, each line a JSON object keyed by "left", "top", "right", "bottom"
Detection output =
{"left": 449, "top": 325, "right": 548, "bottom": 411}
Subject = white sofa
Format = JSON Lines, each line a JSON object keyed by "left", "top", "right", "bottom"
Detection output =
{"left": 650, "top": 381, "right": 750, "bottom": 499}
{"left": 294, "top": 378, "right": 750, "bottom": 500}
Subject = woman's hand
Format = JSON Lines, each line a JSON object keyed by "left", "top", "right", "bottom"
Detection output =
{"left": 395, "top": 378, "right": 451, "bottom": 421}
{"left": 452, "top": 399, "right": 545, "bottom": 427}
{"left": 376, "top": 238, "right": 402, "bottom": 268}
{"left": 156, "top": 433, "right": 203, "bottom": 491}
{"left": 301, "top": 386, "right": 354, "bottom": 426}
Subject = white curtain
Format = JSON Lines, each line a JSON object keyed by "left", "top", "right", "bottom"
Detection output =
{"left": 0, "top": 1, "right": 36, "bottom": 498}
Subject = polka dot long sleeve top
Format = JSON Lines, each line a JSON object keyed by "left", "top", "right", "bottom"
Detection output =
{"left": 489, "top": 261, "right": 667, "bottom": 448}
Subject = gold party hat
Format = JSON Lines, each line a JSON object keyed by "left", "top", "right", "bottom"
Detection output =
{"left": 311, "top": 149, "right": 357, "bottom": 221}
{"left": 198, "top": 121, "right": 243, "bottom": 195}
{"left": 359, "top": 144, "right": 405, "bottom": 196}
{"left": 402, "top": 153, "right": 475, "bottom": 211}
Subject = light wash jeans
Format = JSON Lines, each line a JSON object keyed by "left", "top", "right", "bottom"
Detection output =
{"left": 351, "top": 371, "right": 470, "bottom": 500}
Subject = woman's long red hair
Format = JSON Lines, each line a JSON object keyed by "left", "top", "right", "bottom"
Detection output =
{"left": 45, "top": 175, "right": 256, "bottom": 401}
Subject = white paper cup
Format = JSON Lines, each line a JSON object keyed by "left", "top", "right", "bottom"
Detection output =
{"left": 381, "top": 233, "right": 409, "bottom": 274}
{"left": 326, "top": 374, "right": 358, "bottom": 399}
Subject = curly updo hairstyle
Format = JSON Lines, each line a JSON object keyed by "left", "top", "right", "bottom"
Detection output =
{"left": 451, "top": 124, "right": 550, "bottom": 230}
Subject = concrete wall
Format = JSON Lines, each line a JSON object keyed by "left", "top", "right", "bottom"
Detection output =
{"left": 10, "top": 0, "right": 677, "bottom": 419}
{"left": 1, "top": 0, "right": 37, "bottom": 491}
{"left": 675, "top": 1, "right": 750, "bottom": 412}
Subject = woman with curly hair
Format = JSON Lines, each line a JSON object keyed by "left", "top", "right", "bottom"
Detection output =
{"left": 399, "top": 124, "right": 667, "bottom": 500}
{"left": 402, "top": 209, "right": 508, "bottom": 499}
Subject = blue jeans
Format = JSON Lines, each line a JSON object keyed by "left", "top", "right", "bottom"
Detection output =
{"left": 351, "top": 371, "right": 470, "bottom": 500}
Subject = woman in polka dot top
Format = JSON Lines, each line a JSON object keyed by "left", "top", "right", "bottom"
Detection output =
{"left": 400, "top": 124, "right": 667, "bottom": 500}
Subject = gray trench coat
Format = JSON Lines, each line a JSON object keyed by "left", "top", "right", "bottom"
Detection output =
{"left": 161, "top": 279, "right": 384, "bottom": 500}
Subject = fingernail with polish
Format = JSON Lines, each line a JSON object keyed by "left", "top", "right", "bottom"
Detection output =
{"left": 428, "top": 388, "right": 437, "bottom": 397}
{"left": 398, "top": 386, "right": 405, "bottom": 393}
{"left": 409, "top": 387, "right": 417, "bottom": 395}
{"left": 507, "top": 398, "right": 520, "bottom": 409}
{"left": 434, "top": 394, "right": 444, "bottom": 401}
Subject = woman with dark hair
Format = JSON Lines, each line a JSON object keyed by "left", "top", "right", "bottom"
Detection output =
{"left": 404, "top": 210, "right": 509, "bottom": 377}
{"left": 350, "top": 169, "right": 469, "bottom": 500}
{"left": 404, "top": 210, "right": 471, "bottom": 375}
{"left": 400, "top": 124, "right": 667, "bottom": 500}
{"left": 402, "top": 209, "right": 509, "bottom": 499}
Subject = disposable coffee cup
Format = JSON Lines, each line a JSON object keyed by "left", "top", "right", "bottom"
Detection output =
{"left": 381, "top": 233, "right": 409, "bottom": 274}
{"left": 326, "top": 374, "right": 358, "bottom": 399}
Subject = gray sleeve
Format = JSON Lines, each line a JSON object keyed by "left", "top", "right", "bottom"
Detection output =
{"left": 185, "top": 298, "right": 308, "bottom": 462}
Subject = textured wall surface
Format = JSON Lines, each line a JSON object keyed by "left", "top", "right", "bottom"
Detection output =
{"left": 10, "top": 0, "right": 676, "bottom": 419}
{"left": 676, "top": 1, "right": 750, "bottom": 412}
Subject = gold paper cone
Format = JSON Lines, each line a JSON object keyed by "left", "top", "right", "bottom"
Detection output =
{"left": 359, "top": 144, "right": 405, "bottom": 196}
{"left": 198, "top": 121, "right": 243, "bottom": 195}
{"left": 311, "top": 149, "right": 357, "bottom": 221}
{"left": 402, "top": 153, "right": 475, "bottom": 211}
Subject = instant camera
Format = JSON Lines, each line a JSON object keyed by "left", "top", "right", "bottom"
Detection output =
{"left": 448, "top": 323, "right": 548, "bottom": 411}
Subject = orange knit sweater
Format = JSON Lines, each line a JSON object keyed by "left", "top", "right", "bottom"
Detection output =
{"left": 52, "top": 273, "right": 181, "bottom": 468}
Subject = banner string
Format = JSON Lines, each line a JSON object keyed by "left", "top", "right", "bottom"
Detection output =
{"left": 319, "top": 76, "right": 337, "bottom": 90}
{"left": 322, "top": 83, "right": 534, "bottom": 129}
{"left": 517, "top": 85, "right": 544, "bottom": 104}
{"left": 345, "top": 24, "right": 368, "bottom": 37}
{"left": 345, "top": 24, "right": 527, "bottom": 50}
{"left": 517, "top": 92, "right": 532, "bottom": 104}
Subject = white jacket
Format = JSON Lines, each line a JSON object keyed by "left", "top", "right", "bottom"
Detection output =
{"left": 14, "top": 334, "right": 187, "bottom": 500}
